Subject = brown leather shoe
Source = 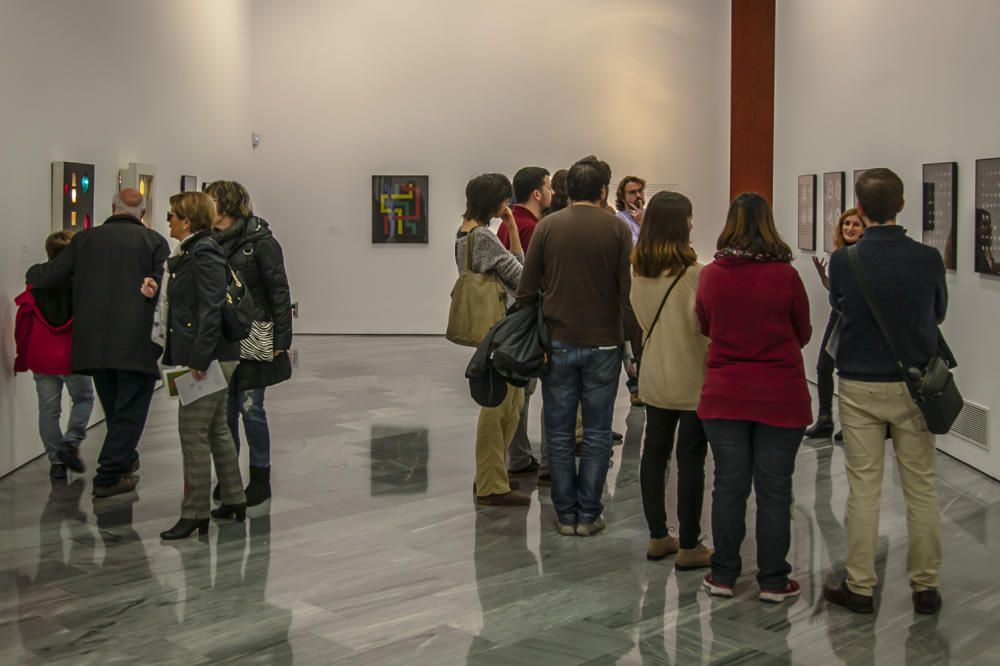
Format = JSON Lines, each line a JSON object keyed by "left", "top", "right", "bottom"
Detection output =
{"left": 646, "top": 536, "right": 679, "bottom": 561}
{"left": 823, "top": 580, "right": 874, "bottom": 614}
{"left": 913, "top": 589, "right": 942, "bottom": 615}
{"left": 676, "top": 543, "right": 713, "bottom": 570}
{"left": 476, "top": 491, "right": 531, "bottom": 506}
{"left": 92, "top": 475, "right": 138, "bottom": 498}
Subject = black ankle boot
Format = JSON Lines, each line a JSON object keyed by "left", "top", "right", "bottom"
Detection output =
{"left": 211, "top": 503, "right": 247, "bottom": 521}
{"left": 245, "top": 466, "right": 271, "bottom": 507}
{"left": 160, "top": 518, "right": 209, "bottom": 540}
{"left": 804, "top": 416, "right": 835, "bottom": 439}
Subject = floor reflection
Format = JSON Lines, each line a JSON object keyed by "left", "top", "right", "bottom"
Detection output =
{"left": 370, "top": 425, "right": 429, "bottom": 496}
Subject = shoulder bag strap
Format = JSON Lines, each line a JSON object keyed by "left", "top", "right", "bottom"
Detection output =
{"left": 846, "top": 245, "right": 913, "bottom": 389}
{"left": 642, "top": 266, "right": 687, "bottom": 348}
{"left": 464, "top": 227, "right": 476, "bottom": 272}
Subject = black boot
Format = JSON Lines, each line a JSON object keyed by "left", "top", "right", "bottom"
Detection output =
{"left": 804, "top": 415, "right": 835, "bottom": 439}
{"left": 160, "top": 518, "right": 209, "bottom": 540}
{"left": 211, "top": 503, "right": 247, "bottom": 521}
{"left": 245, "top": 466, "right": 271, "bottom": 507}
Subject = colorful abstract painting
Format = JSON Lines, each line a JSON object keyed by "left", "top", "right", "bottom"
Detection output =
{"left": 372, "top": 175, "right": 428, "bottom": 244}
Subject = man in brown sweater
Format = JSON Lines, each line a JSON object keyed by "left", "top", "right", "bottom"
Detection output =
{"left": 516, "top": 155, "right": 632, "bottom": 536}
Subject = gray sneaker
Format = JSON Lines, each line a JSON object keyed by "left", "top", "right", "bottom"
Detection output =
{"left": 575, "top": 516, "right": 606, "bottom": 537}
{"left": 555, "top": 519, "right": 576, "bottom": 536}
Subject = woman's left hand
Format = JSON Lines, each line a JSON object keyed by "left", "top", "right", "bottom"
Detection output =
{"left": 191, "top": 369, "right": 207, "bottom": 381}
{"left": 140, "top": 277, "right": 158, "bottom": 298}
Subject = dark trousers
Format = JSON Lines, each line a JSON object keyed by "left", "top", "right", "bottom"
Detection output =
{"left": 640, "top": 407, "right": 708, "bottom": 547}
{"left": 227, "top": 385, "right": 271, "bottom": 468}
{"left": 815, "top": 311, "right": 838, "bottom": 417}
{"left": 91, "top": 369, "right": 156, "bottom": 487}
{"left": 703, "top": 418, "right": 803, "bottom": 589}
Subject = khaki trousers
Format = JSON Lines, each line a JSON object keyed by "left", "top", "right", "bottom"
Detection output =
{"left": 476, "top": 386, "right": 524, "bottom": 496}
{"left": 839, "top": 379, "right": 941, "bottom": 595}
{"left": 179, "top": 361, "right": 245, "bottom": 518}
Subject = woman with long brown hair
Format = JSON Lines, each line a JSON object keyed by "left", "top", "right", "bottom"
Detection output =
{"left": 696, "top": 192, "right": 811, "bottom": 602}
{"left": 805, "top": 207, "right": 865, "bottom": 440}
{"left": 630, "top": 191, "right": 712, "bottom": 569}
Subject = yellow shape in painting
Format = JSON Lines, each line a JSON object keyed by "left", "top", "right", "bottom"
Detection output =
{"left": 380, "top": 194, "right": 393, "bottom": 214}
{"left": 70, "top": 211, "right": 77, "bottom": 227}
{"left": 392, "top": 189, "right": 414, "bottom": 201}
{"left": 71, "top": 188, "right": 77, "bottom": 204}
{"left": 139, "top": 179, "right": 146, "bottom": 196}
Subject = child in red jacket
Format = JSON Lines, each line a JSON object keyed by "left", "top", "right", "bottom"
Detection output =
{"left": 13, "top": 231, "right": 94, "bottom": 480}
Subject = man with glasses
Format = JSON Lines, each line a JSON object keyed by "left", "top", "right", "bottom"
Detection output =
{"left": 28, "top": 188, "right": 169, "bottom": 497}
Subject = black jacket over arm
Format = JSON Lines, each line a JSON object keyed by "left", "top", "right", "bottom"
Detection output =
{"left": 26, "top": 214, "right": 169, "bottom": 376}
{"left": 829, "top": 224, "right": 948, "bottom": 382}
{"left": 214, "top": 216, "right": 293, "bottom": 389}
{"left": 162, "top": 231, "right": 239, "bottom": 371}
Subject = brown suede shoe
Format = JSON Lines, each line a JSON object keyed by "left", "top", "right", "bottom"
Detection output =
{"left": 92, "top": 475, "right": 138, "bottom": 498}
{"left": 913, "top": 589, "right": 942, "bottom": 615}
{"left": 823, "top": 580, "right": 874, "bottom": 614}
{"left": 476, "top": 491, "right": 531, "bottom": 506}
{"left": 676, "top": 543, "right": 713, "bottom": 571}
{"left": 646, "top": 535, "right": 680, "bottom": 561}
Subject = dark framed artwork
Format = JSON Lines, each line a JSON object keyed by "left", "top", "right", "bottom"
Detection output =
{"left": 797, "top": 174, "right": 817, "bottom": 251}
{"left": 371, "top": 175, "right": 429, "bottom": 244}
{"left": 180, "top": 175, "right": 197, "bottom": 192}
{"left": 975, "top": 158, "right": 1000, "bottom": 276}
{"left": 51, "top": 161, "right": 96, "bottom": 232}
{"left": 922, "top": 162, "right": 957, "bottom": 270}
{"left": 822, "top": 172, "right": 845, "bottom": 253}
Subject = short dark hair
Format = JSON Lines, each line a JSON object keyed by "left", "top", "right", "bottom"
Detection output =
{"left": 855, "top": 168, "right": 903, "bottom": 223}
{"left": 463, "top": 173, "right": 512, "bottom": 225}
{"left": 567, "top": 155, "right": 611, "bottom": 203}
{"left": 45, "top": 230, "right": 73, "bottom": 259}
{"left": 513, "top": 167, "right": 549, "bottom": 204}
{"left": 205, "top": 180, "right": 253, "bottom": 219}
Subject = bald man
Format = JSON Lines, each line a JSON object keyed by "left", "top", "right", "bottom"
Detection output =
{"left": 28, "top": 188, "right": 169, "bottom": 497}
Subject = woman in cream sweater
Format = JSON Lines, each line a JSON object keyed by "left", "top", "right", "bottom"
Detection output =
{"left": 630, "top": 191, "right": 712, "bottom": 569}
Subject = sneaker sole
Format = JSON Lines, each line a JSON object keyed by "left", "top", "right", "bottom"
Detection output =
{"left": 702, "top": 580, "right": 734, "bottom": 597}
{"left": 759, "top": 590, "right": 801, "bottom": 603}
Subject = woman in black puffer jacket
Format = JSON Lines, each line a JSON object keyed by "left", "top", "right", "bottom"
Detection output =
{"left": 206, "top": 181, "right": 292, "bottom": 507}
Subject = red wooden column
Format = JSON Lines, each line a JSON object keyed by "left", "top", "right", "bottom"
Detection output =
{"left": 730, "top": 0, "right": 776, "bottom": 203}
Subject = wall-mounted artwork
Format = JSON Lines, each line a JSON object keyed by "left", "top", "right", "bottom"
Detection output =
{"left": 51, "top": 161, "right": 95, "bottom": 232}
{"left": 822, "top": 172, "right": 845, "bottom": 253}
{"left": 797, "top": 174, "right": 816, "bottom": 251}
{"left": 180, "top": 175, "right": 197, "bottom": 192}
{"left": 119, "top": 162, "right": 157, "bottom": 227}
{"left": 922, "top": 162, "right": 957, "bottom": 270}
{"left": 372, "top": 175, "right": 429, "bottom": 244}
{"left": 975, "top": 158, "right": 1000, "bottom": 276}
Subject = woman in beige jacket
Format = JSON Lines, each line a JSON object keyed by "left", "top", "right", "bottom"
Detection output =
{"left": 630, "top": 191, "right": 712, "bottom": 569}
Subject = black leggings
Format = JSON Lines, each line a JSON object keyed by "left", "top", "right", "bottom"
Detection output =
{"left": 815, "top": 311, "right": 838, "bottom": 417}
{"left": 640, "top": 407, "right": 709, "bottom": 548}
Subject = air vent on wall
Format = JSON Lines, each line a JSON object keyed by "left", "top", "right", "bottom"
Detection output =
{"left": 950, "top": 400, "right": 990, "bottom": 450}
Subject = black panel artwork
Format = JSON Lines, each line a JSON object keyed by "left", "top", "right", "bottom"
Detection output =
{"left": 52, "top": 162, "right": 96, "bottom": 232}
{"left": 975, "top": 158, "right": 1000, "bottom": 276}
{"left": 922, "top": 162, "right": 957, "bottom": 270}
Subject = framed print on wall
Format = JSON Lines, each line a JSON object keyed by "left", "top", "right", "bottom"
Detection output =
{"left": 372, "top": 175, "right": 429, "bottom": 244}
{"left": 797, "top": 174, "right": 817, "bottom": 251}
{"left": 180, "top": 175, "right": 197, "bottom": 192}
{"left": 822, "top": 172, "right": 845, "bottom": 253}
{"left": 922, "top": 162, "right": 957, "bottom": 270}
{"left": 51, "top": 161, "right": 96, "bottom": 232}
{"left": 975, "top": 157, "right": 1000, "bottom": 276}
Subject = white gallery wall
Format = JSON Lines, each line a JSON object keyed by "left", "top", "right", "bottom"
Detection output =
{"left": 0, "top": 0, "right": 255, "bottom": 475}
{"left": 774, "top": 0, "right": 1000, "bottom": 478}
{"left": 245, "top": 0, "right": 732, "bottom": 334}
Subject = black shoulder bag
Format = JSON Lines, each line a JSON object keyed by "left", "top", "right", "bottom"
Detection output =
{"left": 222, "top": 265, "right": 256, "bottom": 342}
{"left": 847, "top": 245, "right": 962, "bottom": 434}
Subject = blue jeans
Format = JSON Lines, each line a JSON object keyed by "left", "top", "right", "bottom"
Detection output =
{"left": 227, "top": 385, "right": 271, "bottom": 467}
{"left": 703, "top": 419, "right": 803, "bottom": 589}
{"left": 33, "top": 373, "right": 95, "bottom": 463}
{"left": 541, "top": 340, "right": 621, "bottom": 525}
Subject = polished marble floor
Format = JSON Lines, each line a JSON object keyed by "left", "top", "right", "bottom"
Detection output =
{"left": 2, "top": 336, "right": 1000, "bottom": 665}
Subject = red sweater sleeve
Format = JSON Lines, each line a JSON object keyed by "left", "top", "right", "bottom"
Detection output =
{"left": 13, "top": 295, "right": 33, "bottom": 373}
{"left": 789, "top": 268, "right": 812, "bottom": 347}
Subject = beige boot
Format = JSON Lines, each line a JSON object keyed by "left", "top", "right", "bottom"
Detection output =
{"left": 675, "top": 543, "right": 713, "bottom": 571}
{"left": 646, "top": 535, "right": 679, "bottom": 561}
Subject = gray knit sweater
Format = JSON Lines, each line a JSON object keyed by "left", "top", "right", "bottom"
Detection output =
{"left": 455, "top": 227, "right": 524, "bottom": 303}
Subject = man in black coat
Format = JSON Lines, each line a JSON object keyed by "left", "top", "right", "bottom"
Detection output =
{"left": 27, "top": 188, "right": 170, "bottom": 497}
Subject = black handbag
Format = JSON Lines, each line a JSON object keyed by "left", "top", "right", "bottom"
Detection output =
{"left": 847, "top": 245, "right": 962, "bottom": 434}
{"left": 222, "top": 265, "right": 256, "bottom": 342}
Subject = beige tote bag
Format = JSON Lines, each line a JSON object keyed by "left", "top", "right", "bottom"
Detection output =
{"left": 446, "top": 229, "right": 507, "bottom": 346}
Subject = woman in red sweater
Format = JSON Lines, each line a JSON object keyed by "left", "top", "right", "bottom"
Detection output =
{"left": 695, "top": 192, "right": 811, "bottom": 602}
